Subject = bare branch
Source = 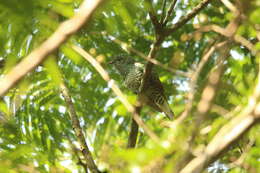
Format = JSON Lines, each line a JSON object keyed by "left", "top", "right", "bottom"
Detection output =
{"left": 234, "top": 35, "right": 257, "bottom": 55}
{"left": 162, "top": 0, "right": 178, "bottom": 26}
{"left": 139, "top": 0, "right": 212, "bottom": 93}
{"left": 145, "top": 0, "right": 161, "bottom": 34}
{"left": 127, "top": 107, "right": 140, "bottom": 148}
{"left": 221, "top": 0, "right": 239, "bottom": 15}
{"left": 164, "top": 0, "right": 212, "bottom": 37}
{"left": 198, "top": 24, "right": 257, "bottom": 55}
{"left": 159, "top": 0, "right": 167, "bottom": 24}
{"left": 72, "top": 45, "right": 160, "bottom": 142}
{"left": 0, "top": 0, "right": 104, "bottom": 97}
{"left": 140, "top": 39, "right": 163, "bottom": 93}
{"left": 192, "top": 10, "right": 257, "bottom": 58}
{"left": 60, "top": 83, "right": 100, "bottom": 173}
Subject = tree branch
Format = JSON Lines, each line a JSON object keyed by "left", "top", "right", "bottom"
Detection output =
{"left": 177, "top": 40, "right": 228, "bottom": 123}
{"left": 127, "top": 115, "right": 139, "bottom": 148}
{"left": 145, "top": 0, "right": 161, "bottom": 35}
{"left": 195, "top": 44, "right": 230, "bottom": 124}
{"left": 72, "top": 45, "right": 160, "bottom": 143}
{"left": 180, "top": 109, "right": 260, "bottom": 173}
{"left": 180, "top": 60, "right": 260, "bottom": 173}
{"left": 67, "top": 137, "right": 89, "bottom": 173}
{"left": 164, "top": 0, "right": 212, "bottom": 37}
{"left": 103, "top": 34, "right": 189, "bottom": 77}
{"left": 197, "top": 24, "right": 257, "bottom": 55}
{"left": 140, "top": 0, "right": 212, "bottom": 93}
{"left": 172, "top": 42, "right": 231, "bottom": 173}
{"left": 140, "top": 39, "right": 163, "bottom": 93}
{"left": 229, "top": 138, "right": 255, "bottom": 169}
{"left": 60, "top": 83, "right": 100, "bottom": 173}
{"left": 0, "top": 0, "right": 104, "bottom": 97}
{"left": 159, "top": 0, "right": 167, "bottom": 24}
{"left": 221, "top": 0, "right": 239, "bottom": 15}
{"left": 0, "top": 59, "right": 4, "bottom": 68}
{"left": 127, "top": 104, "right": 143, "bottom": 148}
{"left": 162, "top": 0, "right": 178, "bottom": 26}
{"left": 175, "top": 14, "right": 241, "bottom": 124}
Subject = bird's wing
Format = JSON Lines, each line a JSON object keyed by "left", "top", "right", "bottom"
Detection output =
{"left": 150, "top": 72, "right": 165, "bottom": 95}
{"left": 134, "top": 63, "right": 165, "bottom": 93}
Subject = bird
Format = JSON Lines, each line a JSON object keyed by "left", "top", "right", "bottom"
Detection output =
{"left": 109, "top": 55, "right": 174, "bottom": 120}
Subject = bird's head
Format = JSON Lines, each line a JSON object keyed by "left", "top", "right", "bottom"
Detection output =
{"left": 109, "top": 55, "right": 135, "bottom": 76}
{"left": 109, "top": 54, "right": 135, "bottom": 66}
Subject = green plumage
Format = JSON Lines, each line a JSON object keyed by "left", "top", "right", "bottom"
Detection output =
{"left": 110, "top": 55, "right": 174, "bottom": 120}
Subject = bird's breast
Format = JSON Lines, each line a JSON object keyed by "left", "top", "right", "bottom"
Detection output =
{"left": 124, "top": 68, "right": 143, "bottom": 93}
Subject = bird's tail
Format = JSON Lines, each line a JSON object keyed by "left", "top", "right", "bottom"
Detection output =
{"left": 159, "top": 101, "right": 174, "bottom": 120}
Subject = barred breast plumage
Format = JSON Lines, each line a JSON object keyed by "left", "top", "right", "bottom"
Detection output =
{"left": 110, "top": 55, "right": 174, "bottom": 120}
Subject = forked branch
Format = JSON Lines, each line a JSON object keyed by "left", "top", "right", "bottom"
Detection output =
{"left": 164, "top": 0, "right": 212, "bottom": 37}
{"left": 141, "top": 0, "right": 212, "bottom": 93}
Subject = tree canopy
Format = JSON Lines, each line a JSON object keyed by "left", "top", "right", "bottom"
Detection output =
{"left": 0, "top": 0, "right": 259, "bottom": 172}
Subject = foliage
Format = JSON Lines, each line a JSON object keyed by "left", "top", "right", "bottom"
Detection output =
{"left": 0, "top": 0, "right": 259, "bottom": 172}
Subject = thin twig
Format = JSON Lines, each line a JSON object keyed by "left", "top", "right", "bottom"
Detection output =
{"left": 180, "top": 113, "right": 258, "bottom": 173}
{"left": 174, "top": 42, "right": 231, "bottom": 173}
{"left": 72, "top": 45, "right": 160, "bottom": 142}
{"left": 78, "top": 159, "right": 89, "bottom": 173}
{"left": 175, "top": 15, "right": 241, "bottom": 125}
{"left": 105, "top": 35, "right": 189, "bottom": 77}
{"left": 0, "top": 0, "right": 104, "bottom": 97}
{"left": 60, "top": 83, "right": 100, "bottom": 173}
{"left": 197, "top": 24, "right": 257, "bottom": 55}
{"left": 177, "top": 41, "right": 228, "bottom": 123}
{"left": 162, "top": 0, "right": 178, "bottom": 26}
{"left": 159, "top": 0, "right": 167, "bottom": 24}
{"left": 67, "top": 137, "right": 89, "bottom": 173}
{"left": 140, "top": 0, "right": 212, "bottom": 92}
{"left": 229, "top": 139, "right": 255, "bottom": 168}
{"left": 164, "top": 0, "right": 212, "bottom": 37}
{"left": 145, "top": 0, "right": 161, "bottom": 34}
{"left": 180, "top": 59, "right": 260, "bottom": 173}
{"left": 196, "top": 44, "right": 230, "bottom": 124}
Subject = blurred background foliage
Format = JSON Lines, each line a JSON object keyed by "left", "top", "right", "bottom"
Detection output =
{"left": 0, "top": 0, "right": 259, "bottom": 172}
